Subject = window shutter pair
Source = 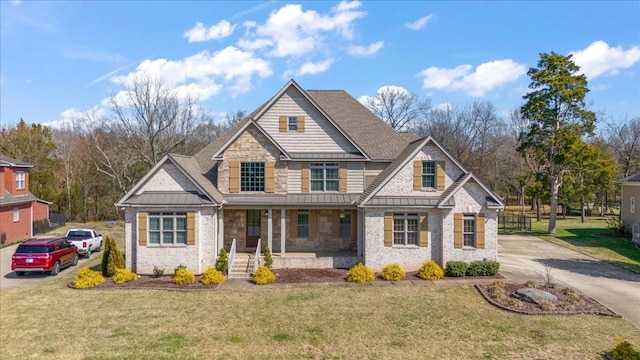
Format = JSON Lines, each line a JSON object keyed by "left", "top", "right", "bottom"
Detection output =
{"left": 229, "top": 161, "right": 239, "bottom": 193}
{"left": 413, "top": 160, "right": 446, "bottom": 190}
{"left": 383, "top": 212, "right": 429, "bottom": 247}
{"left": 453, "top": 213, "right": 485, "bottom": 249}
{"left": 138, "top": 211, "right": 196, "bottom": 246}
{"left": 278, "top": 116, "right": 305, "bottom": 132}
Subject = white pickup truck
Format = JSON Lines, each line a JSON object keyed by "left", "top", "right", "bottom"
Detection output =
{"left": 65, "top": 229, "right": 103, "bottom": 258}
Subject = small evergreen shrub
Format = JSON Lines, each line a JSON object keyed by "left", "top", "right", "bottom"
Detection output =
{"left": 172, "top": 267, "right": 195, "bottom": 285}
{"left": 216, "top": 249, "right": 228, "bottom": 272}
{"left": 252, "top": 265, "right": 276, "bottom": 285}
{"left": 524, "top": 280, "right": 538, "bottom": 288}
{"left": 73, "top": 268, "right": 105, "bottom": 289}
{"left": 102, "top": 236, "right": 124, "bottom": 277}
{"left": 560, "top": 287, "right": 576, "bottom": 296}
{"left": 153, "top": 266, "right": 164, "bottom": 277}
{"left": 445, "top": 261, "right": 468, "bottom": 277}
{"left": 466, "top": 260, "right": 500, "bottom": 276}
{"left": 201, "top": 267, "right": 225, "bottom": 285}
{"left": 346, "top": 263, "right": 375, "bottom": 283}
{"left": 417, "top": 260, "right": 444, "bottom": 281}
{"left": 112, "top": 268, "right": 138, "bottom": 285}
{"left": 263, "top": 246, "right": 273, "bottom": 269}
{"left": 380, "top": 263, "right": 406, "bottom": 281}
{"left": 611, "top": 337, "right": 640, "bottom": 360}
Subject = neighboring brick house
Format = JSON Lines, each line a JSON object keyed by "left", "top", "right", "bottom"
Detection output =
{"left": 620, "top": 172, "right": 640, "bottom": 245}
{"left": 0, "top": 155, "right": 51, "bottom": 244}
{"left": 117, "top": 80, "right": 504, "bottom": 274}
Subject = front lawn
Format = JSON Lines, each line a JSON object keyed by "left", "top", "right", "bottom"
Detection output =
{"left": 1, "top": 274, "right": 639, "bottom": 359}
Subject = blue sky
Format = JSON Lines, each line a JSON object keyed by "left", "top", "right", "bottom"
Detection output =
{"left": 1, "top": 0, "right": 639, "bottom": 130}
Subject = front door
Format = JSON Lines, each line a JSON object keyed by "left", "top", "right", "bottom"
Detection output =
{"left": 246, "top": 209, "right": 261, "bottom": 249}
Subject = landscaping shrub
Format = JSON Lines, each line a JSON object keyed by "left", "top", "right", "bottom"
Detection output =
{"left": 606, "top": 217, "right": 629, "bottom": 237}
{"left": 380, "top": 263, "right": 406, "bottom": 281}
{"left": 506, "top": 298, "right": 522, "bottom": 308}
{"left": 417, "top": 260, "right": 444, "bottom": 281}
{"left": 611, "top": 337, "right": 640, "bottom": 360}
{"left": 216, "top": 249, "right": 228, "bottom": 272}
{"left": 445, "top": 261, "right": 467, "bottom": 277}
{"left": 153, "top": 266, "right": 164, "bottom": 277}
{"left": 252, "top": 265, "right": 276, "bottom": 285}
{"left": 263, "top": 246, "right": 273, "bottom": 269}
{"left": 73, "top": 268, "right": 105, "bottom": 289}
{"left": 560, "top": 287, "right": 577, "bottom": 296}
{"left": 524, "top": 280, "right": 538, "bottom": 288}
{"left": 201, "top": 267, "right": 225, "bottom": 285}
{"left": 172, "top": 267, "right": 195, "bottom": 285}
{"left": 346, "top": 263, "right": 375, "bottom": 283}
{"left": 112, "top": 268, "right": 138, "bottom": 285}
{"left": 487, "top": 281, "right": 505, "bottom": 299}
{"left": 466, "top": 260, "right": 500, "bottom": 276}
{"left": 102, "top": 236, "right": 124, "bottom": 277}
{"left": 538, "top": 301, "right": 554, "bottom": 311}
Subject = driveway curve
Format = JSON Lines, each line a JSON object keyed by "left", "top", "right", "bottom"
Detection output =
{"left": 499, "top": 234, "right": 640, "bottom": 329}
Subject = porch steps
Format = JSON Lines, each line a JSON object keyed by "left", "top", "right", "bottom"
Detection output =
{"left": 227, "top": 254, "right": 261, "bottom": 279}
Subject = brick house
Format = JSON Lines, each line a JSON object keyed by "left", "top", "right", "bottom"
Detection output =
{"left": 116, "top": 80, "right": 504, "bottom": 275}
{"left": 0, "top": 154, "right": 51, "bottom": 244}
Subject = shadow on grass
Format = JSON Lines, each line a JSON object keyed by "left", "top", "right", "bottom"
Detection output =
{"left": 533, "top": 258, "right": 640, "bottom": 282}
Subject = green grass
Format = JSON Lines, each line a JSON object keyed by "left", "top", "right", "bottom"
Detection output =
{"left": 1, "top": 277, "right": 639, "bottom": 359}
{"left": 525, "top": 216, "right": 640, "bottom": 274}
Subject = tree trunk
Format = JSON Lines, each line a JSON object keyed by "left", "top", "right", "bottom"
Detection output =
{"left": 548, "top": 175, "right": 561, "bottom": 234}
{"left": 536, "top": 198, "right": 541, "bottom": 222}
{"left": 580, "top": 197, "right": 585, "bottom": 223}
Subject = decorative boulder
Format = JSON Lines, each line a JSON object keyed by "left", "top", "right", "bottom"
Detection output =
{"left": 513, "top": 288, "right": 557, "bottom": 305}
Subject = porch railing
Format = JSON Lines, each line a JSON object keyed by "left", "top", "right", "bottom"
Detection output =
{"left": 228, "top": 238, "right": 237, "bottom": 276}
{"left": 249, "top": 238, "right": 261, "bottom": 275}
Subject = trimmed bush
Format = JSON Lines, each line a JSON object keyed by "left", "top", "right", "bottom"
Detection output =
{"left": 263, "top": 246, "right": 273, "bottom": 269}
{"left": 73, "top": 268, "right": 105, "bottom": 289}
{"left": 611, "top": 337, "right": 640, "bottom": 360}
{"left": 380, "top": 263, "right": 406, "bottom": 281}
{"left": 347, "top": 263, "right": 375, "bottom": 283}
{"left": 172, "top": 267, "right": 195, "bottom": 285}
{"left": 216, "top": 249, "right": 228, "bottom": 272}
{"left": 417, "top": 260, "right": 444, "bottom": 281}
{"left": 201, "top": 267, "right": 226, "bottom": 285}
{"left": 112, "top": 268, "right": 138, "bottom": 285}
{"left": 102, "top": 236, "right": 124, "bottom": 277}
{"left": 445, "top": 261, "right": 468, "bottom": 277}
{"left": 466, "top": 260, "right": 500, "bottom": 276}
{"left": 252, "top": 265, "right": 276, "bottom": 285}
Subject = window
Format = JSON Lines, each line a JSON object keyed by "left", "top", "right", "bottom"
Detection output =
{"left": 241, "top": 162, "right": 265, "bottom": 191}
{"left": 148, "top": 212, "right": 187, "bottom": 245}
{"left": 297, "top": 210, "right": 309, "bottom": 237}
{"left": 393, "top": 213, "right": 419, "bottom": 245}
{"left": 632, "top": 197, "right": 636, "bottom": 214}
{"left": 463, "top": 215, "right": 476, "bottom": 247}
{"left": 339, "top": 211, "right": 352, "bottom": 238}
{"left": 16, "top": 171, "right": 25, "bottom": 190}
{"left": 422, "top": 162, "right": 435, "bottom": 188}
{"left": 288, "top": 116, "right": 298, "bottom": 131}
{"left": 310, "top": 163, "right": 339, "bottom": 191}
{"left": 13, "top": 208, "right": 19, "bottom": 222}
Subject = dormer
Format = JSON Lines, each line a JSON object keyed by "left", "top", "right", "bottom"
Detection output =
{"left": 0, "top": 154, "right": 32, "bottom": 197}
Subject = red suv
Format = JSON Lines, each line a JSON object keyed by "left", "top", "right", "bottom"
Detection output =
{"left": 11, "top": 238, "right": 79, "bottom": 276}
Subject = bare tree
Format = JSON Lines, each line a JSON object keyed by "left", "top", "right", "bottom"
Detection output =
{"left": 603, "top": 116, "right": 640, "bottom": 177}
{"left": 363, "top": 86, "right": 430, "bottom": 130}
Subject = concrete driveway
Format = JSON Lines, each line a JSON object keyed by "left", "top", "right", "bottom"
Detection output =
{"left": 499, "top": 234, "right": 640, "bottom": 329}
{"left": 0, "top": 243, "right": 94, "bottom": 291}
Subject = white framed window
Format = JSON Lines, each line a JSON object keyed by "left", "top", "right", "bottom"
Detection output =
{"left": 422, "top": 162, "right": 435, "bottom": 188}
{"left": 240, "top": 162, "right": 265, "bottom": 192}
{"left": 310, "top": 163, "right": 339, "bottom": 192}
{"left": 16, "top": 171, "right": 25, "bottom": 190}
{"left": 631, "top": 197, "right": 636, "bottom": 214}
{"left": 148, "top": 212, "right": 187, "bottom": 245}
{"left": 393, "top": 213, "right": 419, "bottom": 246}
{"left": 13, "top": 208, "right": 19, "bottom": 222}
{"left": 297, "top": 210, "right": 309, "bottom": 237}
{"left": 339, "top": 211, "right": 352, "bottom": 238}
{"left": 288, "top": 116, "right": 298, "bottom": 131}
{"left": 463, "top": 215, "right": 476, "bottom": 247}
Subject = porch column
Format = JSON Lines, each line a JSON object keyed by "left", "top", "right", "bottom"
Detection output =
{"left": 267, "top": 208, "right": 273, "bottom": 250}
{"left": 280, "top": 208, "right": 286, "bottom": 256}
{"left": 218, "top": 209, "right": 224, "bottom": 251}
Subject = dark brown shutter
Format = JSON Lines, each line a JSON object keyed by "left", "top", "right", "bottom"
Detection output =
{"left": 138, "top": 212, "right": 147, "bottom": 246}
{"left": 279, "top": 116, "right": 287, "bottom": 132}
{"left": 289, "top": 210, "right": 297, "bottom": 238}
{"left": 333, "top": 210, "right": 340, "bottom": 237}
{"left": 436, "top": 161, "right": 445, "bottom": 191}
{"left": 297, "top": 116, "right": 305, "bottom": 132}
{"left": 384, "top": 212, "right": 393, "bottom": 247}
{"left": 301, "top": 162, "right": 310, "bottom": 192}
{"left": 229, "top": 161, "right": 240, "bottom": 193}
{"left": 187, "top": 212, "right": 195, "bottom": 245}
{"left": 339, "top": 162, "right": 347, "bottom": 192}
{"left": 419, "top": 213, "right": 428, "bottom": 247}
{"left": 413, "top": 160, "right": 422, "bottom": 190}
{"left": 265, "top": 161, "right": 275, "bottom": 193}
{"left": 454, "top": 213, "right": 463, "bottom": 249}
{"left": 476, "top": 213, "right": 485, "bottom": 249}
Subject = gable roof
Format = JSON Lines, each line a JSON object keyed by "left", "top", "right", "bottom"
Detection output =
{"left": 358, "top": 136, "right": 468, "bottom": 205}
{"left": 621, "top": 172, "right": 640, "bottom": 183}
{"left": 437, "top": 173, "right": 505, "bottom": 209}
{"left": 0, "top": 154, "right": 33, "bottom": 168}
{"left": 210, "top": 119, "right": 291, "bottom": 160}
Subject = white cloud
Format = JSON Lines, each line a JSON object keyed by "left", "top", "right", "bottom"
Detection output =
{"left": 570, "top": 40, "right": 640, "bottom": 79}
{"left": 357, "top": 85, "right": 410, "bottom": 107}
{"left": 417, "top": 59, "right": 526, "bottom": 96}
{"left": 296, "top": 58, "right": 334, "bottom": 76}
{"left": 348, "top": 41, "right": 383, "bottom": 57}
{"left": 434, "top": 102, "right": 453, "bottom": 111}
{"left": 405, "top": 14, "right": 434, "bottom": 30}
{"left": 184, "top": 20, "right": 236, "bottom": 43}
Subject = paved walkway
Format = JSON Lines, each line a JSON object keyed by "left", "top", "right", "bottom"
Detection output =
{"left": 498, "top": 234, "right": 640, "bottom": 329}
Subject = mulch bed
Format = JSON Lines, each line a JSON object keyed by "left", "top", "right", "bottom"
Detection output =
{"left": 476, "top": 283, "right": 619, "bottom": 317}
{"left": 272, "top": 269, "right": 504, "bottom": 283}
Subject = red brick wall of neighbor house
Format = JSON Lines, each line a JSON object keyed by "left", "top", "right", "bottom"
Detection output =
{"left": 0, "top": 167, "right": 5, "bottom": 197}
{"left": 2, "top": 167, "right": 30, "bottom": 196}
{"left": 0, "top": 203, "right": 32, "bottom": 243}
{"left": 32, "top": 201, "right": 49, "bottom": 221}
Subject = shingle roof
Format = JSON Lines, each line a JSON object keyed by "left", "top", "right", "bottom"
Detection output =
{"left": 305, "top": 90, "right": 409, "bottom": 160}
{"left": 169, "top": 154, "right": 223, "bottom": 203}
{"left": 621, "top": 172, "right": 640, "bottom": 183}
{"left": 0, "top": 154, "right": 32, "bottom": 167}
{"left": 0, "top": 191, "right": 39, "bottom": 206}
